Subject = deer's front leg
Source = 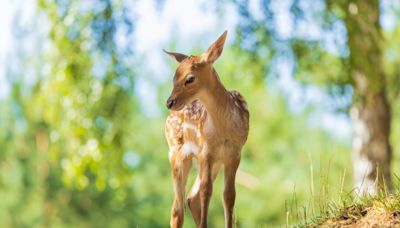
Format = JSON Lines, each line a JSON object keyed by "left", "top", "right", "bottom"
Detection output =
{"left": 170, "top": 153, "right": 192, "bottom": 228}
{"left": 198, "top": 151, "right": 214, "bottom": 228}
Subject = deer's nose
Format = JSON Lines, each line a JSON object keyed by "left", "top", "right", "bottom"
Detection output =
{"left": 166, "top": 98, "right": 175, "bottom": 109}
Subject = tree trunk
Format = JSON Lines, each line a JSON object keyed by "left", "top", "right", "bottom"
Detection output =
{"left": 344, "top": 0, "right": 392, "bottom": 195}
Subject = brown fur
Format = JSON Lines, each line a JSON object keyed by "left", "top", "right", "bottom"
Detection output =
{"left": 164, "top": 31, "right": 249, "bottom": 228}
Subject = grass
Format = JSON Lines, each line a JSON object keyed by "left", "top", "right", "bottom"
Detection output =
{"left": 290, "top": 175, "right": 400, "bottom": 227}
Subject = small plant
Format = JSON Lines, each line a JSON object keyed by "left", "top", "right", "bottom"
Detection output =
{"left": 291, "top": 175, "right": 400, "bottom": 227}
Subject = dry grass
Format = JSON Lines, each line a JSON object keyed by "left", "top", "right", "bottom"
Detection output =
{"left": 320, "top": 202, "right": 400, "bottom": 227}
{"left": 296, "top": 194, "right": 400, "bottom": 227}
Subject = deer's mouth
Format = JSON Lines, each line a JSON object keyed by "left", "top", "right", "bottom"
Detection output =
{"left": 166, "top": 97, "right": 185, "bottom": 111}
{"left": 170, "top": 102, "right": 185, "bottom": 111}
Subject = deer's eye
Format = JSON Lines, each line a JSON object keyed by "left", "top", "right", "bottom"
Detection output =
{"left": 184, "top": 75, "right": 195, "bottom": 85}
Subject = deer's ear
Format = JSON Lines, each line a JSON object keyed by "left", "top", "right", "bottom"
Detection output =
{"left": 163, "top": 49, "right": 188, "bottom": 63}
{"left": 201, "top": 30, "right": 227, "bottom": 64}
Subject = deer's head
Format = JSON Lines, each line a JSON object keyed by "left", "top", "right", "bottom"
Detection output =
{"left": 164, "top": 31, "right": 227, "bottom": 110}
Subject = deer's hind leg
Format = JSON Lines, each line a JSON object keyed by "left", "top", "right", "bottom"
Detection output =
{"left": 222, "top": 154, "right": 240, "bottom": 228}
{"left": 170, "top": 151, "right": 192, "bottom": 228}
{"left": 187, "top": 161, "right": 221, "bottom": 227}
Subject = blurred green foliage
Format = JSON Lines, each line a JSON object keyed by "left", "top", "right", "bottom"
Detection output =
{"left": 0, "top": 0, "right": 399, "bottom": 227}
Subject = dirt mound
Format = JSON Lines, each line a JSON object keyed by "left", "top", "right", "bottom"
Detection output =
{"left": 320, "top": 204, "right": 400, "bottom": 227}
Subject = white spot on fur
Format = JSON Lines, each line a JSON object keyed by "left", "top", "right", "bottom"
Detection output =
{"left": 182, "top": 141, "right": 198, "bottom": 155}
{"left": 168, "top": 150, "right": 175, "bottom": 162}
{"left": 183, "top": 123, "right": 198, "bottom": 132}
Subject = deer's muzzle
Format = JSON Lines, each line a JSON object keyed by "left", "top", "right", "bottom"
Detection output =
{"left": 166, "top": 97, "right": 176, "bottom": 109}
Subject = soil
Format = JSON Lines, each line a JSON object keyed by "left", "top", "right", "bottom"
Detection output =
{"left": 320, "top": 204, "right": 400, "bottom": 228}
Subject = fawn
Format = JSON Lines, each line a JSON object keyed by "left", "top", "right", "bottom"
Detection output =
{"left": 164, "top": 31, "right": 249, "bottom": 228}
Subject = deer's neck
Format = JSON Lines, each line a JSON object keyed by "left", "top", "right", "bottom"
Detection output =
{"left": 199, "top": 69, "right": 231, "bottom": 125}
